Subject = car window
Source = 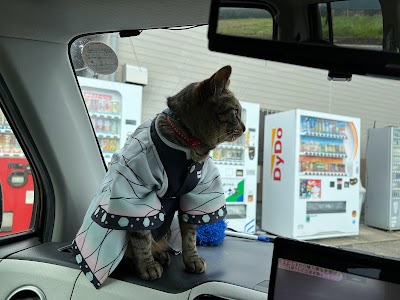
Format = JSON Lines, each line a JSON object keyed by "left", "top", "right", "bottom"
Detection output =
{"left": 216, "top": 7, "right": 275, "bottom": 40}
{"left": 320, "top": 2, "right": 383, "bottom": 48}
{"left": 70, "top": 23, "right": 400, "bottom": 259}
{"left": 0, "top": 107, "right": 36, "bottom": 237}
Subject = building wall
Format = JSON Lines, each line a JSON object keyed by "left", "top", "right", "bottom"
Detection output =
{"left": 116, "top": 25, "right": 400, "bottom": 164}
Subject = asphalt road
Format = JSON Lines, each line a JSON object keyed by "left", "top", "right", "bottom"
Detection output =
{"left": 314, "top": 224, "right": 400, "bottom": 259}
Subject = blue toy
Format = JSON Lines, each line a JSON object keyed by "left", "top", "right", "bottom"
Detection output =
{"left": 196, "top": 219, "right": 227, "bottom": 246}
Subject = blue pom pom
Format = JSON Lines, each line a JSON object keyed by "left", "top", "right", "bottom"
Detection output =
{"left": 196, "top": 219, "right": 227, "bottom": 246}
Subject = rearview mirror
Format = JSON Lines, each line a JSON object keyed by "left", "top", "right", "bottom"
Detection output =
{"left": 208, "top": 0, "right": 400, "bottom": 78}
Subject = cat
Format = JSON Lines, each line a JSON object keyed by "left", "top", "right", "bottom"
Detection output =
{"left": 124, "top": 65, "right": 246, "bottom": 280}
{"left": 71, "top": 65, "right": 245, "bottom": 288}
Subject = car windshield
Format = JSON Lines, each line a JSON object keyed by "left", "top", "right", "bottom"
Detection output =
{"left": 69, "top": 20, "right": 400, "bottom": 259}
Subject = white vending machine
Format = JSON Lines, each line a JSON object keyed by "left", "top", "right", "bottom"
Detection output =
{"left": 366, "top": 127, "right": 400, "bottom": 230}
{"left": 211, "top": 101, "right": 260, "bottom": 233}
{"left": 78, "top": 76, "right": 142, "bottom": 166}
{"left": 262, "top": 109, "right": 361, "bottom": 240}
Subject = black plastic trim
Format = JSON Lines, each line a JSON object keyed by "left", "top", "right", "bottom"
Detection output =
{"left": 0, "top": 237, "right": 41, "bottom": 258}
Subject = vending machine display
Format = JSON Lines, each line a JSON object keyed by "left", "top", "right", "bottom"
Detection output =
{"left": 366, "top": 127, "right": 400, "bottom": 230}
{"left": 211, "top": 101, "right": 260, "bottom": 233}
{"left": 78, "top": 77, "right": 143, "bottom": 166}
{"left": 262, "top": 109, "right": 361, "bottom": 240}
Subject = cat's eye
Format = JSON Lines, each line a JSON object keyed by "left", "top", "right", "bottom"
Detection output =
{"left": 234, "top": 109, "right": 239, "bottom": 116}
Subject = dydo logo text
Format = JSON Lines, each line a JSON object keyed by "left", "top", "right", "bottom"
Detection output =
{"left": 271, "top": 128, "right": 284, "bottom": 181}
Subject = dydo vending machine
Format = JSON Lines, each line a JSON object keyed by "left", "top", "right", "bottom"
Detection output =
{"left": 262, "top": 109, "right": 361, "bottom": 239}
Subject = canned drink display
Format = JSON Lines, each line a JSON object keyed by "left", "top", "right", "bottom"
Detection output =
{"left": 90, "top": 98, "right": 98, "bottom": 112}
{"left": 3, "top": 134, "right": 12, "bottom": 152}
{"left": 301, "top": 161, "right": 309, "bottom": 172}
{"left": 104, "top": 100, "right": 112, "bottom": 113}
{"left": 111, "top": 119, "right": 118, "bottom": 133}
{"left": 213, "top": 148, "right": 222, "bottom": 160}
{"left": 99, "top": 99, "right": 107, "bottom": 113}
{"left": 3, "top": 117, "right": 9, "bottom": 129}
{"left": 112, "top": 101, "right": 120, "bottom": 114}
{"left": 91, "top": 117, "right": 98, "bottom": 131}
{"left": 104, "top": 119, "right": 111, "bottom": 132}
{"left": 110, "top": 139, "right": 119, "bottom": 151}
{"left": 97, "top": 118, "right": 104, "bottom": 132}
{"left": 101, "top": 138, "right": 110, "bottom": 151}
{"left": 0, "top": 133, "right": 4, "bottom": 152}
{"left": 13, "top": 136, "right": 22, "bottom": 153}
{"left": 0, "top": 112, "right": 4, "bottom": 129}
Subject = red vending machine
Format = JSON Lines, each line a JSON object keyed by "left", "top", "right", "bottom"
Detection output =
{"left": 0, "top": 112, "right": 34, "bottom": 236}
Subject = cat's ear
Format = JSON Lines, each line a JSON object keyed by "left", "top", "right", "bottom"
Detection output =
{"left": 197, "top": 65, "right": 232, "bottom": 102}
{"left": 211, "top": 65, "right": 232, "bottom": 90}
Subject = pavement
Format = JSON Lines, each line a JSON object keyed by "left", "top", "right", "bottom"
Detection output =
{"left": 255, "top": 202, "right": 400, "bottom": 259}
{"left": 314, "top": 223, "right": 400, "bottom": 259}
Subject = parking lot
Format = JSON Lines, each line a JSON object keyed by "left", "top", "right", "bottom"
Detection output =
{"left": 256, "top": 202, "right": 400, "bottom": 259}
{"left": 315, "top": 223, "right": 400, "bottom": 259}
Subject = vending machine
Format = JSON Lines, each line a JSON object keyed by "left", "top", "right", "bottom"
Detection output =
{"left": 77, "top": 76, "right": 143, "bottom": 166}
{"left": 211, "top": 101, "right": 260, "bottom": 233}
{"left": 262, "top": 109, "right": 361, "bottom": 240}
{"left": 0, "top": 111, "right": 35, "bottom": 236}
{"left": 365, "top": 127, "right": 400, "bottom": 230}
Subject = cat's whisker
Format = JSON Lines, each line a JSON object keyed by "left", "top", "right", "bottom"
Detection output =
{"left": 215, "top": 132, "right": 231, "bottom": 139}
{"left": 217, "top": 132, "right": 231, "bottom": 143}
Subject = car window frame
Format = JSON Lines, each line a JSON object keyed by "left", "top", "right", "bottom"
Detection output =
{"left": 0, "top": 74, "right": 54, "bottom": 245}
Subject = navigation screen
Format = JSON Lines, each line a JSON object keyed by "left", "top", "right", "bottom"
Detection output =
{"left": 272, "top": 258, "right": 400, "bottom": 300}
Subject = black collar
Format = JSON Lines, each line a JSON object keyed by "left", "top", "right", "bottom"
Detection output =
{"left": 163, "top": 108, "right": 181, "bottom": 122}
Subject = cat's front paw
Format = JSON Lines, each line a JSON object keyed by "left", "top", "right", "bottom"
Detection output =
{"left": 153, "top": 251, "right": 171, "bottom": 266}
{"left": 183, "top": 256, "right": 206, "bottom": 273}
{"left": 138, "top": 260, "right": 163, "bottom": 280}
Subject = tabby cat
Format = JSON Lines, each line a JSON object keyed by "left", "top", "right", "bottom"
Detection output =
{"left": 125, "top": 65, "right": 246, "bottom": 280}
{"left": 72, "top": 66, "right": 246, "bottom": 288}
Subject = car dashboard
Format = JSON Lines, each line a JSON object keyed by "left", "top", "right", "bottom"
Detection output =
{"left": 0, "top": 236, "right": 271, "bottom": 299}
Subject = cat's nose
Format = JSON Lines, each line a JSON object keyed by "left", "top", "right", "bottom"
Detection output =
{"left": 242, "top": 123, "right": 246, "bottom": 132}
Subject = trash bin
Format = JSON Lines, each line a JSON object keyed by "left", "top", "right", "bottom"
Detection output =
{"left": 359, "top": 185, "right": 366, "bottom": 223}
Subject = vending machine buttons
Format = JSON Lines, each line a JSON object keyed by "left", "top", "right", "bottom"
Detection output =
{"left": 125, "top": 119, "right": 137, "bottom": 125}
{"left": 236, "top": 169, "right": 243, "bottom": 177}
{"left": 8, "top": 170, "right": 28, "bottom": 188}
{"left": 350, "top": 178, "right": 358, "bottom": 185}
{"left": 7, "top": 163, "right": 24, "bottom": 169}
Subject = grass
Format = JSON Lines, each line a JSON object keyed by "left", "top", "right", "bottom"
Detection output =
{"left": 322, "top": 14, "right": 382, "bottom": 39}
{"left": 217, "top": 14, "right": 382, "bottom": 41}
{"left": 217, "top": 18, "right": 273, "bottom": 38}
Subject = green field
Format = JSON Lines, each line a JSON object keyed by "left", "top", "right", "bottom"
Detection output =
{"left": 322, "top": 14, "right": 382, "bottom": 39}
{"left": 218, "top": 14, "right": 382, "bottom": 41}
{"left": 217, "top": 18, "right": 273, "bottom": 38}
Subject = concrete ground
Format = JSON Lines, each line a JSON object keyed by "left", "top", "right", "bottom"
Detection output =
{"left": 314, "top": 223, "right": 400, "bottom": 259}
{"left": 255, "top": 201, "right": 400, "bottom": 259}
